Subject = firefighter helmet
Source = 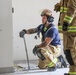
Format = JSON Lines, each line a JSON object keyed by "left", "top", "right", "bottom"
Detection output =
{"left": 41, "top": 9, "right": 54, "bottom": 22}
{"left": 41, "top": 9, "right": 52, "bottom": 16}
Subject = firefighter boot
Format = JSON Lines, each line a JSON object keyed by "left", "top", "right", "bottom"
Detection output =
{"left": 47, "top": 67, "right": 57, "bottom": 71}
{"left": 64, "top": 73, "right": 70, "bottom": 75}
{"left": 58, "top": 55, "right": 67, "bottom": 68}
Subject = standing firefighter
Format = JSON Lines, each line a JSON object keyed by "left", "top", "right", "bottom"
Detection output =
{"left": 19, "top": 9, "right": 64, "bottom": 71}
{"left": 54, "top": 0, "right": 76, "bottom": 75}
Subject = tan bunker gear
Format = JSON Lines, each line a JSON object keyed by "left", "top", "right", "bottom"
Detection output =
{"left": 38, "top": 45, "right": 61, "bottom": 69}
{"left": 54, "top": 0, "right": 76, "bottom": 74}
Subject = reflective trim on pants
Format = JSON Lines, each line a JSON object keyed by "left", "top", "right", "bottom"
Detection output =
{"left": 38, "top": 45, "right": 61, "bottom": 68}
{"left": 48, "top": 58, "right": 58, "bottom": 67}
{"left": 69, "top": 72, "right": 76, "bottom": 75}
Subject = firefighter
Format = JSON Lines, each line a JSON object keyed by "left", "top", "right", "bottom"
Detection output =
{"left": 19, "top": 9, "right": 61, "bottom": 71}
{"left": 54, "top": 0, "right": 76, "bottom": 75}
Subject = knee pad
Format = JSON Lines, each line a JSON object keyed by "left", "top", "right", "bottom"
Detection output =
{"left": 36, "top": 50, "right": 46, "bottom": 61}
{"left": 64, "top": 50, "right": 74, "bottom": 65}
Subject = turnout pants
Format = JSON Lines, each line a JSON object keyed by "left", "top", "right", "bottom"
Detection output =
{"left": 38, "top": 45, "right": 61, "bottom": 69}
{"left": 63, "top": 32, "right": 76, "bottom": 74}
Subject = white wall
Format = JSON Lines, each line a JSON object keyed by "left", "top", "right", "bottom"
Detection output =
{"left": 0, "top": 0, "right": 13, "bottom": 67}
{"left": 12, "top": 0, "right": 60, "bottom": 60}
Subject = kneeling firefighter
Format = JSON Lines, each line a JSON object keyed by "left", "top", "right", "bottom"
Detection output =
{"left": 19, "top": 9, "right": 66, "bottom": 71}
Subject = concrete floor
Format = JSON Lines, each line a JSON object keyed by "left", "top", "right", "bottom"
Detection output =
{"left": 0, "top": 68, "right": 69, "bottom": 75}
{"left": 0, "top": 59, "right": 69, "bottom": 75}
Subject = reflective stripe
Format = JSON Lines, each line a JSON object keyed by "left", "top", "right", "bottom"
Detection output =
{"left": 58, "top": 26, "right": 76, "bottom": 32}
{"left": 44, "top": 27, "right": 47, "bottom": 32}
{"left": 48, "top": 62, "right": 55, "bottom": 67}
{"left": 69, "top": 72, "right": 76, "bottom": 74}
{"left": 64, "top": 15, "right": 73, "bottom": 23}
{"left": 68, "top": 30, "right": 76, "bottom": 32}
{"left": 68, "top": 26, "right": 76, "bottom": 32}
{"left": 58, "top": 26, "right": 63, "bottom": 32}
{"left": 60, "top": 7, "right": 68, "bottom": 13}
{"left": 48, "top": 58, "right": 58, "bottom": 67}
{"left": 52, "top": 58, "right": 58, "bottom": 64}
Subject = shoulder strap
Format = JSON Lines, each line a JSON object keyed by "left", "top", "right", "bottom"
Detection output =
{"left": 46, "top": 25, "right": 55, "bottom": 33}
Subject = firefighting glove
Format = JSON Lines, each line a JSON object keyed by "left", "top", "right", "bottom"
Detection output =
{"left": 19, "top": 29, "right": 27, "bottom": 38}
{"left": 62, "top": 22, "right": 69, "bottom": 31}
{"left": 54, "top": 3, "right": 60, "bottom": 12}
{"left": 33, "top": 45, "right": 39, "bottom": 55}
